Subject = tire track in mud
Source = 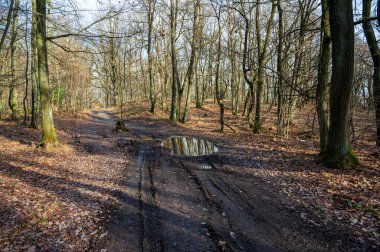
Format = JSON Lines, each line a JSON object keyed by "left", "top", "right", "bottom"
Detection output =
{"left": 134, "top": 126, "right": 259, "bottom": 251}
{"left": 196, "top": 171, "right": 285, "bottom": 251}
{"left": 178, "top": 161, "right": 244, "bottom": 252}
{"left": 107, "top": 119, "right": 347, "bottom": 252}
{"left": 132, "top": 125, "right": 220, "bottom": 252}
{"left": 179, "top": 156, "right": 336, "bottom": 252}
{"left": 138, "top": 144, "right": 164, "bottom": 252}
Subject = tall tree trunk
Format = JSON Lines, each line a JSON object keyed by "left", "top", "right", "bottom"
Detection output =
{"left": 324, "top": 0, "right": 358, "bottom": 168}
{"left": 238, "top": 3, "right": 255, "bottom": 128}
{"left": 0, "top": 0, "right": 15, "bottom": 55}
{"left": 182, "top": 0, "right": 200, "bottom": 123}
{"left": 230, "top": 53, "right": 237, "bottom": 115}
{"left": 138, "top": 48, "right": 147, "bottom": 99}
{"left": 35, "top": 0, "right": 58, "bottom": 148}
{"left": 9, "top": 0, "right": 20, "bottom": 120}
{"left": 110, "top": 35, "right": 118, "bottom": 107}
{"left": 253, "top": 0, "right": 275, "bottom": 133}
{"left": 214, "top": 7, "right": 225, "bottom": 131}
{"left": 228, "top": 12, "right": 238, "bottom": 116}
{"left": 23, "top": 22, "right": 29, "bottom": 125}
{"left": 215, "top": 35, "right": 224, "bottom": 131}
{"left": 0, "top": 65, "right": 5, "bottom": 119}
{"left": 169, "top": 0, "right": 178, "bottom": 121}
{"left": 30, "top": 0, "right": 40, "bottom": 128}
{"left": 316, "top": 0, "right": 331, "bottom": 153}
{"left": 148, "top": 0, "right": 156, "bottom": 114}
{"left": 276, "top": 0, "right": 284, "bottom": 136}
{"left": 362, "top": 0, "right": 380, "bottom": 146}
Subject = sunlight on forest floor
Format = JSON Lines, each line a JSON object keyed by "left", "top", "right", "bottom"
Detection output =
{"left": 0, "top": 100, "right": 379, "bottom": 250}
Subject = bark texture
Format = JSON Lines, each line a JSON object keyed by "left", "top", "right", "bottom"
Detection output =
{"left": 35, "top": 0, "right": 58, "bottom": 147}
{"left": 324, "top": 0, "right": 358, "bottom": 168}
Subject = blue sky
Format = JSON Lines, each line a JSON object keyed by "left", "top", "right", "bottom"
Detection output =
{"left": 77, "top": 0, "right": 99, "bottom": 10}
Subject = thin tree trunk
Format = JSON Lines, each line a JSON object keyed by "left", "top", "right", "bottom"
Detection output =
{"left": 0, "top": 0, "right": 15, "bottom": 55}
{"left": 316, "top": 0, "right": 331, "bottom": 153}
{"left": 195, "top": 70, "right": 202, "bottom": 108}
{"left": 182, "top": 0, "right": 200, "bottom": 123}
{"left": 9, "top": 0, "right": 20, "bottom": 120}
{"left": 139, "top": 49, "right": 147, "bottom": 99}
{"left": 253, "top": 0, "right": 275, "bottom": 133}
{"left": 362, "top": 0, "right": 380, "bottom": 146}
{"left": 214, "top": 7, "right": 225, "bottom": 131}
{"left": 239, "top": 4, "right": 255, "bottom": 128}
{"left": 169, "top": 0, "right": 178, "bottom": 121}
{"left": 23, "top": 24, "right": 30, "bottom": 125}
{"left": 242, "top": 90, "right": 250, "bottom": 117}
{"left": 276, "top": 0, "right": 284, "bottom": 136}
{"left": 148, "top": 0, "right": 156, "bottom": 114}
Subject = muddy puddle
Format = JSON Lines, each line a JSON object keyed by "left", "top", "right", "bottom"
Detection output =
{"left": 162, "top": 136, "right": 218, "bottom": 157}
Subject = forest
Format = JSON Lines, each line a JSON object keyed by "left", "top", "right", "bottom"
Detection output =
{"left": 0, "top": 0, "right": 379, "bottom": 251}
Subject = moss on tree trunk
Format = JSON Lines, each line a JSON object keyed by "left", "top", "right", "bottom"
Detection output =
{"left": 35, "top": 0, "right": 58, "bottom": 148}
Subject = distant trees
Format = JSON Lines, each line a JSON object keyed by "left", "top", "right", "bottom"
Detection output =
{"left": 50, "top": 38, "right": 92, "bottom": 113}
{"left": 362, "top": 0, "right": 380, "bottom": 146}
{"left": 0, "top": 0, "right": 379, "bottom": 163}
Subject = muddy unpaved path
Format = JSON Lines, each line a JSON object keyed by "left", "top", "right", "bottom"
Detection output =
{"left": 104, "top": 118, "right": 353, "bottom": 252}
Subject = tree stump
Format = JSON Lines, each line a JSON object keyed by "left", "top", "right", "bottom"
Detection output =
{"left": 115, "top": 120, "right": 128, "bottom": 132}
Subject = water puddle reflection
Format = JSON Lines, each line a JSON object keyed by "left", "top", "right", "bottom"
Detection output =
{"left": 162, "top": 136, "right": 218, "bottom": 157}
{"left": 198, "top": 164, "right": 212, "bottom": 169}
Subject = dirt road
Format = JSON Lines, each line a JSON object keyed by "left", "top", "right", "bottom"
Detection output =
{"left": 0, "top": 108, "right": 376, "bottom": 251}
{"left": 90, "top": 111, "right": 366, "bottom": 252}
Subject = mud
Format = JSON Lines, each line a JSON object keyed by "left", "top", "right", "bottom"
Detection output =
{"left": 98, "top": 114, "right": 366, "bottom": 252}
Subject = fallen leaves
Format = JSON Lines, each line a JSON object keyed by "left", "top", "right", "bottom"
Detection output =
{"left": 135, "top": 101, "right": 380, "bottom": 249}
{"left": 0, "top": 116, "right": 126, "bottom": 251}
{"left": 1, "top": 102, "right": 379, "bottom": 250}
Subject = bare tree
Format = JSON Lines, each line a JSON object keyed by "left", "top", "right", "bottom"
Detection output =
{"left": 362, "top": 0, "right": 380, "bottom": 146}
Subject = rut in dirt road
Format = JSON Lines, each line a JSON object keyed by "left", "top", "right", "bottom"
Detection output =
{"left": 106, "top": 126, "right": 219, "bottom": 252}
{"left": 138, "top": 145, "right": 164, "bottom": 251}
{"left": 134, "top": 136, "right": 219, "bottom": 252}
{"left": 105, "top": 119, "right": 350, "bottom": 252}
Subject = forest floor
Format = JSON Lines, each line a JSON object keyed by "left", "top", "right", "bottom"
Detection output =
{"left": 0, "top": 100, "right": 379, "bottom": 251}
